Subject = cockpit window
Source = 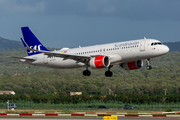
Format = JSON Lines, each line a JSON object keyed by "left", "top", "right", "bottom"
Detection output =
{"left": 151, "top": 42, "right": 162, "bottom": 46}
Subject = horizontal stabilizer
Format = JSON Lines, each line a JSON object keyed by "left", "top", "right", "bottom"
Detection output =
{"left": 7, "top": 56, "right": 36, "bottom": 61}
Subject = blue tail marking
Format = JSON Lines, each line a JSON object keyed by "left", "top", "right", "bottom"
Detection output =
{"left": 21, "top": 27, "right": 49, "bottom": 56}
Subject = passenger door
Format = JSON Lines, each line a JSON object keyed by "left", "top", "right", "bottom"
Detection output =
{"left": 140, "top": 40, "right": 146, "bottom": 51}
{"left": 44, "top": 55, "right": 48, "bottom": 64}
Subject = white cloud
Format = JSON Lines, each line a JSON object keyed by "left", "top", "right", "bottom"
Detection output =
{"left": 44, "top": 0, "right": 180, "bottom": 21}
{"left": 87, "top": 0, "right": 116, "bottom": 14}
{"left": 0, "top": 0, "right": 45, "bottom": 15}
{"left": 12, "top": 2, "right": 45, "bottom": 14}
{"left": 0, "top": 0, "right": 6, "bottom": 4}
{"left": 0, "top": 0, "right": 180, "bottom": 21}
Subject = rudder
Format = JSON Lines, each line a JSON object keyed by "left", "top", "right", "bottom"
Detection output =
{"left": 21, "top": 27, "right": 49, "bottom": 56}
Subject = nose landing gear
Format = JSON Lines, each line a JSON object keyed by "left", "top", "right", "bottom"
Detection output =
{"left": 146, "top": 59, "right": 152, "bottom": 70}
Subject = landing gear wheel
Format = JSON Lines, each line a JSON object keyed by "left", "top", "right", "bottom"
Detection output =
{"left": 83, "top": 70, "right": 91, "bottom": 76}
{"left": 105, "top": 65, "right": 113, "bottom": 77}
{"left": 87, "top": 70, "right": 91, "bottom": 76}
{"left": 105, "top": 71, "right": 113, "bottom": 77}
{"left": 147, "top": 65, "right": 152, "bottom": 70}
{"left": 145, "top": 59, "right": 152, "bottom": 70}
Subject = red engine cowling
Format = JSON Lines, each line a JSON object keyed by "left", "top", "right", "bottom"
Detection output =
{"left": 89, "top": 56, "right": 110, "bottom": 69}
{"left": 120, "top": 60, "right": 143, "bottom": 70}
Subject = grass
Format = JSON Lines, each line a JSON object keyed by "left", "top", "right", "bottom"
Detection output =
{"left": 1, "top": 109, "right": 180, "bottom": 115}
{"left": 1, "top": 100, "right": 180, "bottom": 112}
{"left": 1, "top": 106, "right": 180, "bottom": 115}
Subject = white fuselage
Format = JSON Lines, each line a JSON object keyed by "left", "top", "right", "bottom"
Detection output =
{"left": 22, "top": 39, "right": 169, "bottom": 69}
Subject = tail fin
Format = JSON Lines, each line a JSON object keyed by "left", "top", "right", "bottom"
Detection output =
{"left": 21, "top": 27, "right": 49, "bottom": 56}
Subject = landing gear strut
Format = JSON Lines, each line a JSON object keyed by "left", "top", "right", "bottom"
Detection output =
{"left": 105, "top": 65, "right": 113, "bottom": 77}
{"left": 146, "top": 58, "right": 152, "bottom": 70}
{"left": 83, "top": 65, "right": 91, "bottom": 76}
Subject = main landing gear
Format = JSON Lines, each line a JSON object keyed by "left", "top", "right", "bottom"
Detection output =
{"left": 105, "top": 65, "right": 113, "bottom": 77}
{"left": 83, "top": 65, "right": 114, "bottom": 77}
{"left": 146, "top": 58, "right": 152, "bottom": 70}
{"left": 83, "top": 70, "right": 91, "bottom": 76}
{"left": 83, "top": 65, "right": 91, "bottom": 76}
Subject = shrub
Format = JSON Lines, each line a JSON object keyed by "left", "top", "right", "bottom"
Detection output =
{"left": 165, "top": 108, "right": 173, "bottom": 112}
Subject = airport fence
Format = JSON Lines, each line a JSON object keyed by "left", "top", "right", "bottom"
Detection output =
{"left": 0, "top": 100, "right": 180, "bottom": 111}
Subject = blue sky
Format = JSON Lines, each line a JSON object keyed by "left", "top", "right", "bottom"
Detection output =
{"left": 0, "top": 0, "right": 180, "bottom": 48}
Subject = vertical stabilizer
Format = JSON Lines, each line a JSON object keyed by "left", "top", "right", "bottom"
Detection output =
{"left": 21, "top": 27, "right": 49, "bottom": 56}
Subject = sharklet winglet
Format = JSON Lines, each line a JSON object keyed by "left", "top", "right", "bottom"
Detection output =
{"left": 21, "top": 38, "right": 29, "bottom": 48}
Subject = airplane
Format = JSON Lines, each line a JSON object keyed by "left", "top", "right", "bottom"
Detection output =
{"left": 9, "top": 27, "right": 169, "bottom": 77}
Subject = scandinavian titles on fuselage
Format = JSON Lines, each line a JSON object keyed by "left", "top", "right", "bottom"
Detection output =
{"left": 114, "top": 41, "right": 139, "bottom": 48}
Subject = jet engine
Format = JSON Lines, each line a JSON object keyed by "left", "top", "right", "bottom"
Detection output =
{"left": 89, "top": 56, "right": 110, "bottom": 69}
{"left": 120, "top": 60, "right": 143, "bottom": 70}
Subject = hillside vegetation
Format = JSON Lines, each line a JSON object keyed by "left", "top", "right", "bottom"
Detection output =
{"left": 0, "top": 49, "right": 180, "bottom": 96}
{"left": 0, "top": 37, "right": 24, "bottom": 51}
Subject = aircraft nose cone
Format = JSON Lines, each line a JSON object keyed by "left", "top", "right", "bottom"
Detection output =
{"left": 163, "top": 46, "right": 169, "bottom": 54}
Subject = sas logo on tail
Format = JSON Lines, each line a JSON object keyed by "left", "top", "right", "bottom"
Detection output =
{"left": 28, "top": 45, "right": 42, "bottom": 53}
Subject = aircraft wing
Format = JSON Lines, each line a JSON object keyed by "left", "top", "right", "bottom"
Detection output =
{"left": 21, "top": 37, "right": 100, "bottom": 62}
{"left": 26, "top": 47, "right": 99, "bottom": 62}
{"left": 45, "top": 51, "right": 91, "bottom": 62}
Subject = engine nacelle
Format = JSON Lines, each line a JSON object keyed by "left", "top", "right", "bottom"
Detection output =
{"left": 120, "top": 60, "right": 143, "bottom": 70}
{"left": 89, "top": 56, "right": 110, "bottom": 69}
